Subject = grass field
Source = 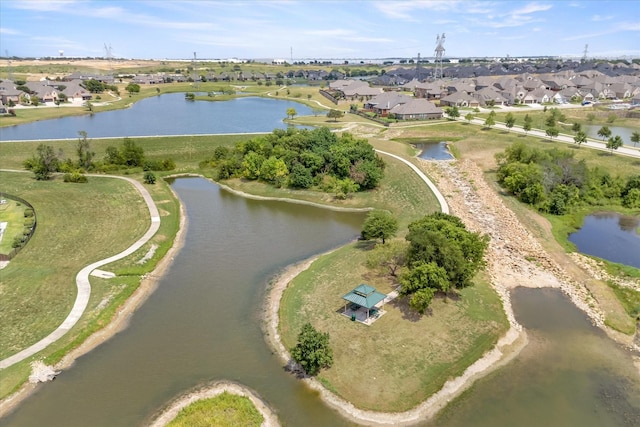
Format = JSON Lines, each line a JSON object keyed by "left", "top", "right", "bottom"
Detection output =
{"left": 279, "top": 243, "right": 508, "bottom": 412}
{"left": 0, "top": 198, "right": 28, "bottom": 255}
{"left": 0, "top": 170, "right": 180, "bottom": 398}
{"left": 165, "top": 392, "right": 263, "bottom": 427}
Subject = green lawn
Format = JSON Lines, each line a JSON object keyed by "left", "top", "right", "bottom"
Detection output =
{"left": 165, "top": 392, "right": 263, "bottom": 427}
{"left": 0, "top": 198, "right": 28, "bottom": 255}
{"left": 279, "top": 243, "right": 508, "bottom": 412}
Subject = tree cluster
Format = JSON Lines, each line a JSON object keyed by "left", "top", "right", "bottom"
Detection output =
{"left": 204, "top": 127, "right": 385, "bottom": 198}
{"left": 399, "top": 213, "right": 489, "bottom": 313}
{"left": 497, "top": 142, "right": 640, "bottom": 213}
{"left": 24, "top": 135, "right": 175, "bottom": 181}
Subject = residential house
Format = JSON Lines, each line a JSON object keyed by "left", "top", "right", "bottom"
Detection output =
{"left": 440, "top": 92, "right": 479, "bottom": 107}
{"left": 389, "top": 99, "right": 443, "bottom": 120}
{"left": 364, "top": 92, "right": 412, "bottom": 116}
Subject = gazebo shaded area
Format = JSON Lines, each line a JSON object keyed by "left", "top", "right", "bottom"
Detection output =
{"left": 342, "top": 284, "right": 388, "bottom": 325}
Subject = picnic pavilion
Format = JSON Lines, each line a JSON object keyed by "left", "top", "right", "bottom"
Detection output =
{"left": 342, "top": 284, "right": 387, "bottom": 325}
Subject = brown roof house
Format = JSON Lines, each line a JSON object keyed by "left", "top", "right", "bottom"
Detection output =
{"left": 390, "top": 99, "right": 443, "bottom": 120}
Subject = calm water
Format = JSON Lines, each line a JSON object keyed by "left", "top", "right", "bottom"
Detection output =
{"left": 416, "top": 142, "right": 453, "bottom": 160}
{"left": 0, "top": 95, "right": 313, "bottom": 141}
{"left": 583, "top": 124, "right": 637, "bottom": 146}
{"left": 1, "top": 177, "right": 364, "bottom": 427}
{"left": 569, "top": 212, "right": 640, "bottom": 269}
{"left": 429, "top": 288, "right": 640, "bottom": 427}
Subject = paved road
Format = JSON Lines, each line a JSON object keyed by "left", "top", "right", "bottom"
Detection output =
{"left": 0, "top": 174, "right": 160, "bottom": 370}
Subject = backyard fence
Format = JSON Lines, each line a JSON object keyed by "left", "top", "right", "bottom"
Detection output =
{"left": 0, "top": 192, "right": 37, "bottom": 261}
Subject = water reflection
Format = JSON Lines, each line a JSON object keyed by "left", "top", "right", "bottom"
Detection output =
{"left": 416, "top": 142, "right": 453, "bottom": 160}
{"left": 569, "top": 212, "right": 640, "bottom": 268}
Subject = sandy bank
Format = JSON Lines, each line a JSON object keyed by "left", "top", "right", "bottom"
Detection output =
{"left": 147, "top": 380, "right": 279, "bottom": 427}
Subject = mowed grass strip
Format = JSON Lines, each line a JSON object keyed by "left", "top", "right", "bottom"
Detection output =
{"left": 165, "top": 392, "right": 263, "bottom": 427}
{"left": 0, "top": 172, "right": 149, "bottom": 360}
{"left": 279, "top": 243, "right": 508, "bottom": 412}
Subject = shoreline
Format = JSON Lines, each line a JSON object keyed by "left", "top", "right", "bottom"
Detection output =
{"left": 147, "top": 380, "right": 280, "bottom": 427}
{"left": 0, "top": 185, "right": 188, "bottom": 417}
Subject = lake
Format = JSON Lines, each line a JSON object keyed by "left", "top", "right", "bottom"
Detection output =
{"left": 569, "top": 212, "right": 640, "bottom": 269}
{"left": 583, "top": 124, "right": 638, "bottom": 146}
{"left": 0, "top": 95, "right": 313, "bottom": 141}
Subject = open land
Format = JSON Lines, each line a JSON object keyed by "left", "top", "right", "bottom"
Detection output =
{"left": 0, "top": 69, "right": 639, "bottom": 424}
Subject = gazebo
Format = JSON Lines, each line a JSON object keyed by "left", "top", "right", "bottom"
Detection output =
{"left": 342, "top": 284, "right": 387, "bottom": 324}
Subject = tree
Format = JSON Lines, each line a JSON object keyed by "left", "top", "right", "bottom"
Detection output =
{"left": 504, "top": 112, "right": 515, "bottom": 132}
{"left": 327, "top": 109, "right": 344, "bottom": 122}
{"left": 361, "top": 210, "right": 398, "bottom": 244}
{"left": 76, "top": 131, "right": 95, "bottom": 170}
{"left": 30, "top": 144, "right": 59, "bottom": 180}
{"left": 83, "top": 79, "right": 104, "bottom": 93}
{"left": 545, "top": 115, "right": 556, "bottom": 128}
{"left": 631, "top": 131, "right": 640, "bottom": 147}
{"left": 465, "top": 113, "right": 474, "bottom": 124}
{"left": 289, "top": 323, "right": 333, "bottom": 376}
{"left": 120, "top": 138, "right": 145, "bottom": 167}
{"left": 545, "top": 126, "right": 559, "bottom": 140}
{"left": 606, "top": 135, "right": 623, "bottom": 154}
{"left": 571, "top": 122, "right": 582, "bottom": 134}
{"left": 143, "top": 171, "right": 156, "bottom": 184}
{"left": 523, "top": 114, "right": 532, "bottom": 134}
{"left": 483, "top": 114, "right": 495, "bottom": 129}
{"left": 286, "top": 107, "right": 297, "bottom": 120}
{"left": 597, "top": 126, "right": 611, "bottom": 141}
{"left": 125, "top": 83, "right": 141, "bottom": 95}
{"left": 573, "top": 130, "right": 587, "bottom": 147}
{"left": 446, "top": 106, "right": 460, "bottom": 120}
{"left": 366, "top": 240, "right": 408, "bottom": 277}
{"left": 31, "top": 97, "right": 40, "bottom": 107}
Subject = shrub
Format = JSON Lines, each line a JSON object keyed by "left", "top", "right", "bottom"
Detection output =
{"left": 63, "top": 170, "right": 88, "bottom": 183}
{"left": 144, "top": 171, "right": 156, "bottom": 184}
{"left": 24, "top": 208, "right": 34, "bottom": 218}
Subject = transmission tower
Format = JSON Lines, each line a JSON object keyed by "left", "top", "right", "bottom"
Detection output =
{"left": 416, "top": 52, "right": 422, "bottom": 81}
{"left": 192, "top": 52, "right": 199, "bottom": 90}
{"left": 5, "top": 50, "right": 13, "bottom": 81}
{"left": 104, "top": 43, "right": 113, "bottom": 70}
{"left": 582, "top": 44, "right": 588, "bottom": 62}
{"left": 434, "top": 33, "right": 446, "bottom": 79}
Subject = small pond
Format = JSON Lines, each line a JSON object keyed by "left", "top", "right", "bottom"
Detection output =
{"left": 416, "top": 142, "right": 453, "bottom": 160}
{"left": 583, "top": 125, "right": 637, "bottom": 146}
{"left": 569, "top": 212, "right": 640, "bottom": 269}
{"left": 0, "top": 94, "right": 313, "bottom": 141}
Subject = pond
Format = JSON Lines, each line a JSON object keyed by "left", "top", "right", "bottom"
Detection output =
{"left": 1, "top": 177, "right": 364, "bottom": 427}
{"left": 568, "top": 212, "right": 640, "bottom": 269}
{"left": 416, "top": 142, "right": 453, "bottom": 160}
{"left": 428, "top": 287, "right": 640, "bottom": 427}
{"left": 0, "top": 95, "right": 314, "bottom": 141}
{"left": 583, "top": 124, "right": 638, "bottom": 146}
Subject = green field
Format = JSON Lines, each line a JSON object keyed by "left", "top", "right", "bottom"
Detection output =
{"left": 165, "top": 392, "right": 263, "bottom": 427}
{"left": 0, "top": 198, "right": 29, "bottom": 255}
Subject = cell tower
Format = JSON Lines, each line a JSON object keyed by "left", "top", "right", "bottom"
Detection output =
{"left": 582, "top": 44, "right": 589, "bottom": 62}
{"left": 434, "top": 33, "right": 446, "bottom": 79}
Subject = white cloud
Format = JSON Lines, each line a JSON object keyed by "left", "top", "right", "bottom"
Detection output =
{"left": 8, "top": 0, "right": 78, "bottom": 12}
{"left": 591, "top": 14, "right": 613, "bottom": 21}
{"left": 0, "top": 27, "right": 21, "bottom": 35}
{"left": 374, "top": 0, "right": 459, "bottom": 21}
{"left": 510, "top": 2, "right": 552, "bottom": 16}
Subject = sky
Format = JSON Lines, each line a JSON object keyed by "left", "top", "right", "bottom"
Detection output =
{"left": 1, "top": 0, "right": 639, "bottom": 60}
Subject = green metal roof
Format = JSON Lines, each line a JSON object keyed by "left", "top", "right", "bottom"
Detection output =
{"left": 342, "top": 284, "right": 387, "bottom": 309}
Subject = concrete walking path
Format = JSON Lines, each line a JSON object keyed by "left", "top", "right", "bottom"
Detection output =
{"left": 0, "top": 174, "right": 160, "bottom": 370}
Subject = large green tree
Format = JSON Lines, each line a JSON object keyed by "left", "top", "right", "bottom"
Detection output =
{"left": 76, "top": 131, "right": 95, "bottom": 170}
{"left": 631, "top": 131, "right": 640, "bottom": 147}
{"left": 504, "top": 112, "right": 515, "bottom": 132}
{"left": 28, "top": 144, "right": 60, "bottom": 180}
{"left": 574, "top": 130, "right": 587, "bottom": 147}
{"left": 405, "top": 213, "right": 489, "bottom": 292}
{"left": 361, "top": 210, "right": 398, "bottom": 244}
{"left": 290, "top": 323, "right": 333, "bottom": 376}
{"left": 597, "top": 126, "right": 612, "bottom": 141}
{"left": 606, "top": 135, "right": 623, "bottom": 154}
{"left": 327, "top": 109, "right": 344, "bottom": 122}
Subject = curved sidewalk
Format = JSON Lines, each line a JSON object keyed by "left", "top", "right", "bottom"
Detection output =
{"left": 0, "top": 175, "right": 160, "bottom": 370}
{"left": 375, "top": 149, "right": 449, "bottom": 214}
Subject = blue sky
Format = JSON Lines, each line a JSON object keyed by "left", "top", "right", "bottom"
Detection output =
{"left": 1, "top": 1, "right": 639, "bottom": 60}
